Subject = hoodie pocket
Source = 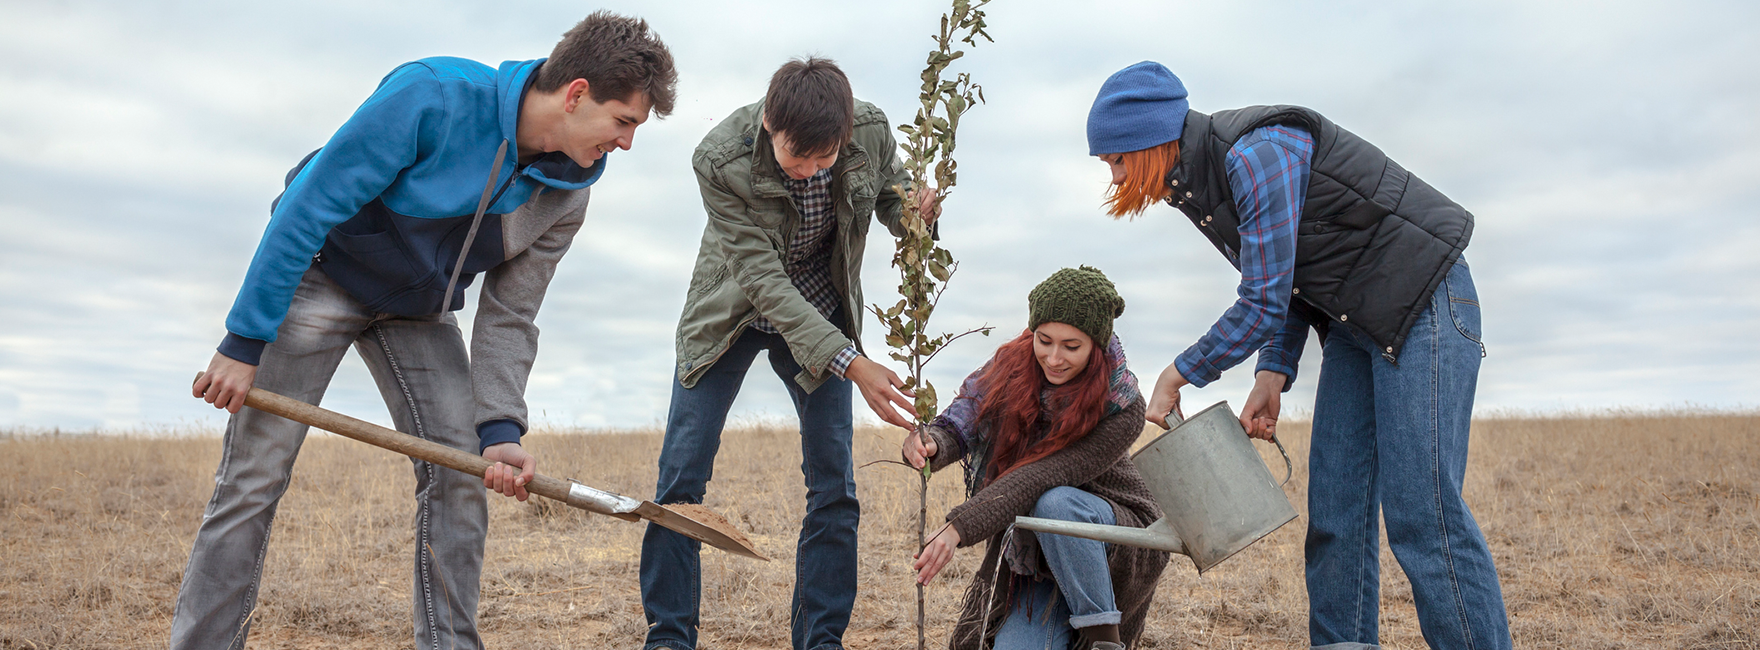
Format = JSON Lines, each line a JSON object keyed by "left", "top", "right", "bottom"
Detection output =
{"left": 327, "top": 229, "right": 422, "bottom": 292}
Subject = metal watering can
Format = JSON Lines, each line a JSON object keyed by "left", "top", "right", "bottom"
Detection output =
{"left": 1014, "top": 401, "right": 1297, "bottom": 573}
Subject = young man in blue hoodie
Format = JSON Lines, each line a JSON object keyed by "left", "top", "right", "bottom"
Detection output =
{"left": 173, "top": 12, "right": 676, "bottom": 650}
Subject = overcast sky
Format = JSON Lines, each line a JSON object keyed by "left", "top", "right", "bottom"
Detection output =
{"left": 1, "top": 0, "right": 1756, "bottom": 431}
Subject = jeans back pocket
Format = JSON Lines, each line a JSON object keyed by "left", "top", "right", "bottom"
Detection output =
{"left": 1443, "top": 260, "right": 1485, "bottom": 356}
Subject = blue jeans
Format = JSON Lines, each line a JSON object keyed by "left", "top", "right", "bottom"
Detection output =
{"left": 1305, "top": 261, "right": 1511, "bottom": 650}
{"left": 993, "top": 487, "right": 1122, "bottom": 650}
{"left": 640, "top": 328, "right": 859, "bottom": 650}
{"left": 170, "top": 268, "right": 487, "bottom": 650}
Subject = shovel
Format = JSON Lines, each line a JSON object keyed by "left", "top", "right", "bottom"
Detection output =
{"left": 196, "top": 374, "right": 767, "bottom": 560}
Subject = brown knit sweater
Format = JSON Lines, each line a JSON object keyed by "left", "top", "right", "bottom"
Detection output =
{"left": 925, "top": 396, "right": 1170, "bottom": 650}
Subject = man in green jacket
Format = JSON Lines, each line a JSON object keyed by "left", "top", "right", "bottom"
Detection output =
{"left": 639, "top": 57, "right": 931, "bottom": 650}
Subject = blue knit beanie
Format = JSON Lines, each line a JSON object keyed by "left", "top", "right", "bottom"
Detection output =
{"left": 1086, "top": 61, "right": 1189, "bottom": 156}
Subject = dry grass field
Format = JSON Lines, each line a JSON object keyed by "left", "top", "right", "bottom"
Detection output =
{"left": 3, "top": 411, "right": 1758, "bottom": 649}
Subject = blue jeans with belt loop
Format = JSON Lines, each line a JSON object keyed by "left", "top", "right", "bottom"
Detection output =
{"left": 640, "top": 327, "right": 859, "bottom": 650}
{"left": 1305, "top": 260, "right": 1511, "bottom": 650}
{"left": 993, "top": 486, "right": 1122, "bottom": 650}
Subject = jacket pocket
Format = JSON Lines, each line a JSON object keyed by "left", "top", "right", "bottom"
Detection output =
{"left": 688, "top": 260, "right": 729, "bottom": 299}
{"left": 747, "top": 196, "right": 790, "bottom": 227}
{"left": 848, "top": 182, "right": 878, "bottom": 219}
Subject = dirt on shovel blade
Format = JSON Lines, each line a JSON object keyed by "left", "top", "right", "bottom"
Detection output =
{"left": 665, "top": 503, "right": 756, "bottom": 552}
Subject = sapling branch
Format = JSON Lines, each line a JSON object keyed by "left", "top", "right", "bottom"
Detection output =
{"left": 859, "top": 458, "right": 914, "bottom": 471}
{"left": 919, "top": 326, "right": 994, "bottom": 371}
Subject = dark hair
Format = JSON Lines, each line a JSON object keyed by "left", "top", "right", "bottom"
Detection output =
{"left": 763, "top": 57, "right": 854, "bottom": 157}
{"left": 976, "top": 330, "right": 1113, "bottom": 486}
{"left": 537, "top": 11, "right": 677, "bottom": 117}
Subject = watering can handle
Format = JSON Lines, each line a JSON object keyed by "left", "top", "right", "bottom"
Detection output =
{"left": 1269, "top": 436, "right": 1294, "bottom": 488}
{"left": 1162, "top": 410, "right": 1184, "bottom": 428}
{"left": 1161, "top": 411, "right": 1294, "bottom": 488}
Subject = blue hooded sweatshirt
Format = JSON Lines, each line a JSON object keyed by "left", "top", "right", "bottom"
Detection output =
{"left": 218, "top": 56, "right": 605, "bottom": 450}
{"left": 220, "top": 56, "right": 604, "bottom": 364}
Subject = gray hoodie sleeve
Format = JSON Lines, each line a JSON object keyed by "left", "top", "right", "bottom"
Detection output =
{"left": 471, "top": 187, "right": 588, "bottom": 445}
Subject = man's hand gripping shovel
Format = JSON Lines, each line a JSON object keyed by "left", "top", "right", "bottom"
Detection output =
{"left": 194, "top": 373, "right": 767, "bottom": 561}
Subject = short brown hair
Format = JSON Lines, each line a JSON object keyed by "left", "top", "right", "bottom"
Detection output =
{"left": 537, "top": 11, "right": 677, "bottom": 117}
{"left": 764, "top": 58, "right": 854, "bottom": 157}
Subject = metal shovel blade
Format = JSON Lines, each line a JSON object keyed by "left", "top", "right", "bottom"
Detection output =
{"left": 561, "top": 474, "right": 768, "bottom": 561}
{"left": 634, "top": 502, "right": 768, "bottom": 561}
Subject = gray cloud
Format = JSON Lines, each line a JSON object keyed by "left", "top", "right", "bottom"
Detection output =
{"left": 1, "top": 0, "right": 1755, "bottom": 431}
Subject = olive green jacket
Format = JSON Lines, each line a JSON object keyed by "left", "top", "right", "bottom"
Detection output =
{"left": 675, "top": 99, "right": 910, "bottom": 392}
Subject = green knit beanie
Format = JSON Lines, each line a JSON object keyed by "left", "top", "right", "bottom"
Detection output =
{"left": 1028, "top": 266, "right": 1126, "bottom": 346}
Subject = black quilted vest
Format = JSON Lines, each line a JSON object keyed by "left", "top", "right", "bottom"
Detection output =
{"left": 1166, "top": 106, "right": 1472, "bottom": 362}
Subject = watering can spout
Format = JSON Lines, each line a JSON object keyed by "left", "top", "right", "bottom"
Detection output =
{"left": 1014, "top": 515, "right": 1185, "bottom": 555}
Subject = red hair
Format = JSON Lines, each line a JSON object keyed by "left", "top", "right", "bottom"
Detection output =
{"left": 1102, "top": 139, "right": 1180, "bottom": 218}
{"left": 976, "top": 330, "right": 1113, "bottom": 486}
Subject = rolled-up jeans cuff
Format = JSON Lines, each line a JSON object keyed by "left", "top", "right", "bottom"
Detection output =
{"left": 1069, "top": 610, "right": 1122, "bottom": 628}
{"left": 1312, "top": 643, "right": 1381, "bottom": 649}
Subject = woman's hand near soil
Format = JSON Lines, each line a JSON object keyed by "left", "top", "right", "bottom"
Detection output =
{"left": 913, "top": 522, "right": 961, "bottom": 585}
{"left": 194, "top": 352, "right": 258, "bottom": 414}
{"left": 902, "top": 428, "right": 939, "bottom": 469}
{"left": 482, "top": 442, "right": 536, "bottom": 501}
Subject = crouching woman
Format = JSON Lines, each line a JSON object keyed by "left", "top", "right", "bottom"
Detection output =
{"left": 904, "top": 266, "right": 1170, "bottom": 650}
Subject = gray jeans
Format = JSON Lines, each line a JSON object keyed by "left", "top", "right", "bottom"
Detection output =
{"left": 170, "top": 268, "right": 488, "bottom": 650}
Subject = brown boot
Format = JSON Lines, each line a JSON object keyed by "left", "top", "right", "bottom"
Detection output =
{"left": 1080, "top": 623, "right": 1123, "bottom": 649}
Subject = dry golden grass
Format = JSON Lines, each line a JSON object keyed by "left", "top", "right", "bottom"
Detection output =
{"left": 2, "top": 411, "right": 1757, "bottom": 649}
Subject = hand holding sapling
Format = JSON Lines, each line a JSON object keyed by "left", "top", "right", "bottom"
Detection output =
{"left": 847, "top": 356, "right": 918, "bottom": 429}
{"left": 901, "top": 428, "right": 939, "bottom": 469}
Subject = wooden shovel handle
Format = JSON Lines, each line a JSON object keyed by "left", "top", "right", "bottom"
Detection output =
{"left": 201, "top": 373, "right": 581, "bottom": 509}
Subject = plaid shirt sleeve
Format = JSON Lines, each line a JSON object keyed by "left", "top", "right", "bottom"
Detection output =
{"left": 1175, "top": 125, "right": 1313, "bottom": 388}
{"left": 1254, "top": 305, "right": 1310, "bottom": 391}
{"left": 828, "top": 344, "right": 860, "bottom": 379}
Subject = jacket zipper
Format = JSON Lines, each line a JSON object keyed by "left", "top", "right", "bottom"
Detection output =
{"left": 836, "top": 156, "right": 869, "bottom": 351}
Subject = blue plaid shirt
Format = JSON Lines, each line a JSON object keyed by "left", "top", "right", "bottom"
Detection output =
{"left": 1174, "top": 125, "right": 1314, "bottom": 388}
{"left": 750, "top": 168, "right": 860, "bottom": 377}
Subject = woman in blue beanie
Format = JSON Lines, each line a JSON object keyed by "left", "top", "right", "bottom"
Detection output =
{"left": 1086, "top": 61, "right": 1511, "bottom": 649}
